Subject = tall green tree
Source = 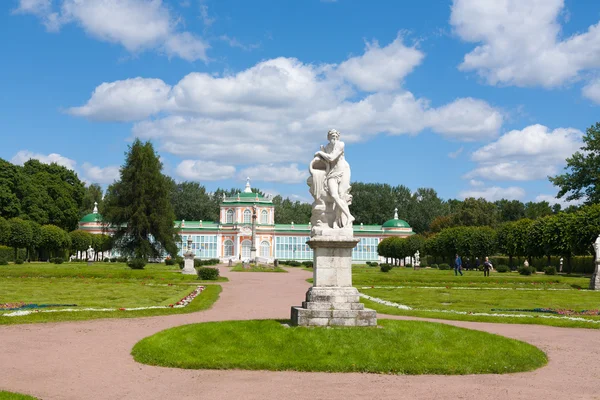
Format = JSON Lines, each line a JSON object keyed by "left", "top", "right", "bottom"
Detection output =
{"left": 550, "top": 122, "right": 600, "bottom": 204}
{"left": 495, "top": 199, "right": 525, "bottom": 222}
{"left": 69, "top": 230, "right": 93, "bottom": 256}
{"left": 0, "top": 158, "right": 23, "bottom": 219}
{"left": 272, "top": 195, "right": 311, "bottom": 224}
{"left": 406, "top": 188, "right": 447, "bottom": 233}
{"left": 103, "top": 139, "right": 179, "bottom": 267}
{"left": 524, "top": 201, "right": 553, "bottom": 220}
{"left": 350, "top": 183, "right": 399, "bottom": 225}
{"left": 450, "top": 198, "right": 498, "bottom": 227}
{"left": 7, "top": 217, "right": 32, "bottom": 260}
{"left": 170, "top": 181, "right": 213, "bottom": 221}
{"left": 39, "top": 224, "right": 70, "bottom": 259}
{"left": 81, "top": 183, "right": 104, "bottom": 216}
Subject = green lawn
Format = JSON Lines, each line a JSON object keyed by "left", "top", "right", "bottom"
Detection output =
{"left": 0, "top": 262, "right": 223, "bottom": 325}
{"left": 0, "top": 262, "right": 228, "bottom": 282}
{"left": 352, "top": 267, "right": 600, "bottom": 328}
{"left": 230, "top": 264, "right": 287, "bottom": 272}
{"left": 132, "top": 319, "right": 547, "bottom": 375}
{"left": 0, "top": 391, "right": 37, "bottom": 400}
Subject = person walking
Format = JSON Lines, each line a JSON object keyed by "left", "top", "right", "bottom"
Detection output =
{"left": 483, "top": 256, "right": 493, "bottom": 277}
{"left": 454, "top": 254, "right": 463, "bottom": 276}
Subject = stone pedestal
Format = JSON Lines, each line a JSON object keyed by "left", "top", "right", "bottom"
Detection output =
{"left": 182, "top": 252, "right": 196, "bottom": 275}
{"left": 291, "top": 237, "right": 377, "bottom": 327}
{"left": 590, "top": 261, "right": 600, "bottom": 290}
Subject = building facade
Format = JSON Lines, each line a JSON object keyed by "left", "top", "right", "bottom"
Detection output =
{"left": 79, "top": 180, "right": 414, "bottom": 263}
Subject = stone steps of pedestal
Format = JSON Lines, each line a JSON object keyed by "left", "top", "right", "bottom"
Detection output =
{"left": 302, "top": 301, "right": 365, "bottom": 310}
{"left": 305, "top": 294, "right": 360, "bottom": 303}
{"left": 291, "top": 306, "right": 377, "bottom": 327}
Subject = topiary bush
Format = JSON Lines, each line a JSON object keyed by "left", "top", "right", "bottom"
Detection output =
{"left": 103, "top": 258, "right": 110, "bottom": 262}
{"left": 429, "top": 264, "right": 438, "bottom": 269}
{"left": 438, "top": 263, "right": 451, "bottom": 270}
{"left": 380, "top": 263, "right": 392, "bottom": 272}
{"left": 405, "top": 263, "right": 413, "bottom": 268}
{"left": 51, "top": 257, "right": 64, "bottom": 264}
{"left": 127, "top": 258, "right": 146, "bottom": 269}
{"left": 544, "top": 266, "right": 557, "bottom": 275}
{"left": 302, "top": 261, "right": 313, "bottom": 268}
{"left": 15, "top": 256, "right": 24, "bottom": 265}
{"left": 496, "top": 265, "right": 510, "bottom": 273}
{"left": 117, "top": 256, "right": 128, "bottom": 263}
{"left": 165, "top": 257, "right": 175, "bottom": 266}
{"left": 518, "top": 266, "right": 533, "bottom": 275}
{"left": 110, "top": 257, "right": 117, "bottom": 262}
{"left": 197, "top": 267, "right": 220, "bottom": 280}
{"left": 287, "top": 261, "right": 301, "bottom": 267}
{"left": 370, "top": 261, "right": 378, "bottom": 266}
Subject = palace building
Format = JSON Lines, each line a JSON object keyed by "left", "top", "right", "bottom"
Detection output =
{"left": 79, "top": 179, "right": 413, "bottom": 263}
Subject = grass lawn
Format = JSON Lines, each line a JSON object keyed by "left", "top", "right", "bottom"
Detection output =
{"left": 0, "top": 262, "right": 223, "bottom": 325}
{"left": 0, "top": 262, "right": 228, "bottom": 282}
{"left": 352, "top": 267, "right": 600, "bottom": 328}
{"left": 132, "top": 319, "right": 547, "bottom": 374}
{"left": 230, "top": 264, "right": 287, "bottom": 272}
{"left": 0, "top": 391, "right": 37, "bottom": 400}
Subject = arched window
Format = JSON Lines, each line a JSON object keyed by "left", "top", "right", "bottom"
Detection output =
{"left": 241, "top": 240, "right": 252, "bottom": 259}
{"left": 260, "top": 241, "right": 270, "bottom": 257}
{"left": 243, "top": 209, "right": 251, "bottom": 224}
{"left": 261, "top": 209, "right": 269, "bottom": 224}
{"left": 224, "top": 240, "right": 234, "bottom": 257}
{"left": 226, "top": 209, "right": 234, "bottom": 224}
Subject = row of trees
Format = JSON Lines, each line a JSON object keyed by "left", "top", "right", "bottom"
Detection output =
{"left": 378, "top": 204, "right": 600, "bottom": 271}
{"left": 0, "top": 216, "right": 112, "bottom": 261}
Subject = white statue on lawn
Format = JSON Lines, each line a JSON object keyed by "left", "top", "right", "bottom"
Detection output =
{"left": 594, "top": 235, "right": 600, "bottom": 262}
{"left": 308, "top": 129, "right": 354, "bottom": 237}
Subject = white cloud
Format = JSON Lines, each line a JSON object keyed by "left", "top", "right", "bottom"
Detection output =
{"left": 466, "top": 124, "right": 583, "bottom": 181}
{"left": 459, "top": 186, "right": 525, "bottom": 201}
{"left": 238, "top": 164, "right": 308, "bottom": 184}
{"left": 582, "top": 79, "right": 600, "bottom": 104}
{"left": 448, "top": 147, "right": 464, "bottom": 159}
{"left": 469, "top": 179, "right": 484, "bottom": 186}
{"left": 176, "top": 160, "right": 236, "bottom": 181}
{"left": 68, "top": 77, "right": 171, "bottom": 121}
{"left": 451, "top": 0, "right": 600, "bottom": 88}
{"left": 11, "top": 150, "right": 77, "bottom": 171}
{"left": 81, "top": 163, "right": 120, "bottom": 184}
{"left": 535, "top": 194, "right": 583, "bottom": 208}
{"left": 69, "top": 37, "right": 503, "bottom": 170}
{"left": 336, "top": 35, "right": 424, "bottom": 92}
{"left": 15, "top": 0, "right": 209, "bottom": 61}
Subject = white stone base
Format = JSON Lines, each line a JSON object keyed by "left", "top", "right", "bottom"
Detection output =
{"left": 182, "top": 253, "right": 196, "bottom": 275}
{"left": 290, "top": 237, "right": 377, "bottom": 327}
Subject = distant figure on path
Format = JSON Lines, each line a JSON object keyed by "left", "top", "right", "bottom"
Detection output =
{"left": 454, "top": 254, "right": 463, "bottom": 276}
{"left": 475, "top": 257, "right": 480, "bottom": 271}
{"left": 483, "top": 257, "right": 493, "bottom": 277}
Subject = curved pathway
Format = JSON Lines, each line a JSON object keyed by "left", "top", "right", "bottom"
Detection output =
{"left": 1, "top": 267, "right": 599, "bottom": 400}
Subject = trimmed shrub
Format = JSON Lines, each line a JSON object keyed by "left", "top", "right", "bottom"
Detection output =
{"left": 165, "top": 257, "right": 175, "bottom": 266}
{"left": 380, "top": 263, "right": 392, "bottom": 272}
{"left": 302, "top": 261, "right": 314, "bottom": 268}
{"left": 103, "top": 258, "right": 110, "bottom": 262}
{"left": 177, "top": 256, "right": 185, "bottom": 269}
{"left": 127, "top": 258, "right": 146, "bottom": 269}
{"left": 117, "top": 256, "right": 128, "bottom": 263}
{"left": 518, "top": 266, "right": 533, "bottom": 275}
{"left": 287, "top": 261, "right": 301, "bottom": 267}
{"left": 51, "top": 257, "right": 64, "bottom": 264}
{"left": 15, "top": 257, "right": 24, "bottom": 265}
{"left": 438, "top": 263, "right": 451, "bottom": 270}
{"left": 110, "top": 257, "right": 117, "bottom": 263}
{"left": 430, "top": 264, "right": 438, "bottom": 269}
{"left": 370, "top": 262, "right": 378, "bottom": 266}
{"left": 405, "top": 263, "right": 413, "bottom": 268}
{"left": 544, "top": 266, "right": 557, "bottom": 275}
{"left": 197, "top": 267, "right": 220, "bottom": 280}
{"left": 496, "top": 265, "right": 510, "bottom": 273}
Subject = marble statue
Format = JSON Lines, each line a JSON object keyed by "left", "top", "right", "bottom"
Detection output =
{"left": 594, "top": 235, "right": 600, "bottom": 261}
{"left": 307, "top": 129, "right": 354, "bottom": 236}
{"left": 87, "top": 245, "right": 95, "bottom": 264}
{"left": 414, "top": 251, "right": 420, "bottom": 267}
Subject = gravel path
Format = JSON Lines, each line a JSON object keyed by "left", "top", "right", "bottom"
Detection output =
{"left": 1, "top": 267, "right": 599, "bottom": 400}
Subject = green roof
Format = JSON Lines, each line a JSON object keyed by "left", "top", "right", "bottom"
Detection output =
{"left": 382, "top": 218, "right": 411, "bottom": 228}
{"left": 80, "top": 213, "right": 102, "bottom": 223}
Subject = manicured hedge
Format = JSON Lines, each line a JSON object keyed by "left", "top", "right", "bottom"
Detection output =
{"left": 197, "top": 267, "right": 220, "bottom": 280}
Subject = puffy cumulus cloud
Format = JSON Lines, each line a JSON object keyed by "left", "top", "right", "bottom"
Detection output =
{"left": 81, "top": 162, "right": 119, "bottom": 184}
{"left": 466, "top": 124, "right": 583, "bottom": 181}
{"left": 451, "top": 0, "right": 600, "bottom": 89}
{"left": 10, "top": 150, "right": 119, "bottom": 184}
{"left": 176, "top": 160, "right": 236, "bottom": 181}
{"left": 535, "top": 194, "right": 583, "bottom": 208}
{"left": 68, "top": 77, "right": 171, "bottom": 121}
{"left": 459, "top": 186, "right": 526, "bottom": 201}
{"left": 582, "top": 79, "right": 600, "bottom": 104}
{"left": 11, "top": 150, "right": 77, "bottom": 171}
{"left": 469, "top": 179, "right": 484, "bottom": 186}
{"left": 15, "top": 0, "right": 209, "bottom": 61}
{"left": 238, "top": 164, "right": 308, "bottom": 184}
{"left": 336, "top": 36, "right": 424, "bottom": 92}
{"left": 70, "top": 37, "right": 503, "bottom": 173}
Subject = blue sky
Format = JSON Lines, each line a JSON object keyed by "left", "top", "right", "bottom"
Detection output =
{"left": 2, "top": 0, "right": 600, "bottom": 206}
